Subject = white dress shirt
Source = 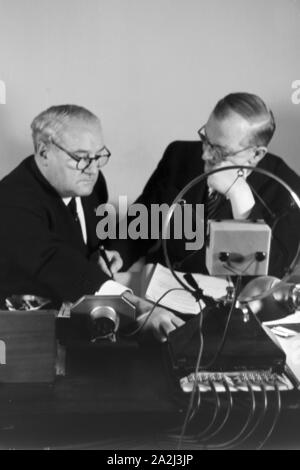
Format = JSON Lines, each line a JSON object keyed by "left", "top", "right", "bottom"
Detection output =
{"left": 62, "top": 197, "right": 130, "bottom": 297}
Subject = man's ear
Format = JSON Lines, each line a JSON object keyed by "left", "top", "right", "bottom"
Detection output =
{"left": 36, "top": 142, "right": 49, "bottom": 165}
{"left": 249, "top": 146, "right": 268, "bottom": 165}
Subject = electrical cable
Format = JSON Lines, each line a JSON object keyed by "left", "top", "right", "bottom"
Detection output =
{"left": 195, "top": 379, "right": 221, "bottom": 440}
{"left": 256, "top": 383, "right": 281, "bottom": 450}
{"left": 171, "top": 379, "right": 221, "bottom": 448}
{"left": 150, "top": 300, "right": 204, "bottom": 449}
{"left": 224, "top": 382, "right": 267, "bottom": 450}
{"left": 172, "top": 250, "right": 201, "bottom": 271}
{"left": 221, "top": 254, "right": 261, "bottom": 277}
{"left": 164, "top": 303, "right": 207, "bottom": 448}
{"left": 247, "top": 179, "right": 299, "bottom": 270}
{"left": 172, "top": 377, "right": 232, "bottom": 450}
{"left": 207, "top": 381, "right": 256, "bottom": 449}
{"left": 198, "top": 378, "right": 233, "bottom": 443}
{"left": 200, "top": 276, "right": 241, "bottom": 370}
{"left": 229, "top": 384, "right": 268, "bottom": 446}
{"left": 246, "top": 179, "right": 276, "bottom": 220}
{"left": 222, "top": 173, "right": 243, "bottom": 198}
{"left": 177, "top": 308, "right": 204, "bottom": 450}
{"left": 168, "top": 274, "right": 240, "bottom": 448}
{"left": 123, "top": 287, "right": 187, "bottom": 337}
{"left": 265, "top": 210, "right": 296, "bottom": 269}
{"left": 184, "top": 379, "right": 221, "bottom": 443}
{"left": 198, "top": 379, "right": 221, "bottom": 438}
{"left": 181, "top": 381, "right": 202, "bottom": 426}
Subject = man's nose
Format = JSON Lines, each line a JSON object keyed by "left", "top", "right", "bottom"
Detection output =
{"left": 84, "top": 159, "right": 99, "bottom": 175}
{"left": 202, "top": 145, "right": 214, "bottom": 161}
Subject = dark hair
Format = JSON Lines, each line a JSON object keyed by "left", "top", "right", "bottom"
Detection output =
{"left": 213, "top": 93, "right": 276, "bottom": 146}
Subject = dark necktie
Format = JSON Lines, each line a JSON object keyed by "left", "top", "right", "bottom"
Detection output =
{"left": 206, "top": 190, "right": 224, "bottom": 219}
{"left": 68, "top": 198, "right": 84, "bottom": 242}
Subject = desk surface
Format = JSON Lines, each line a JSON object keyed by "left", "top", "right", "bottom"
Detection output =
{"left": 1, "top": 268, "right": 300, "bottom": 449}
{"left": 0, "top": 338, "right": 300, "bottom": 450}
{"left": 1, "top": 269, "right": 300, "bottom": 448}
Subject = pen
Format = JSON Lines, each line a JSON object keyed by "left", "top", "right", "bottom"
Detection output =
{"left": 99, "top": 245, "right": 114, "bottom": 279}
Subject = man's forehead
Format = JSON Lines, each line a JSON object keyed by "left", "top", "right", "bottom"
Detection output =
{"left": 60, "top": 119, "right": 103, "bottom": 146}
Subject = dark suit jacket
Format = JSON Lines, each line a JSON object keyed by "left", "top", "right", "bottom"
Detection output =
{"left": 0, "top": 156, "right": 109, "bottom": 304}
{"left": 114, "top": 141, "right": 300, "bottom": 279}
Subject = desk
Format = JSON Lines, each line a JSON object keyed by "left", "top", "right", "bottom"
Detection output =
{"left": 0, "top": 337, "right": 300, "bottom": 450}
{"left": 1, "top": 268, "right": 300, "bottom": 449}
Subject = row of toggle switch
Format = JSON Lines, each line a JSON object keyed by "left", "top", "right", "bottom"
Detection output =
{"left": 180, "top": 370, "right": 295, "bottom": 393}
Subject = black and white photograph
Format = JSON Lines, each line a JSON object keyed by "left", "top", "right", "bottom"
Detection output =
{"left": 0, "top": 0, "right": 300, "bottom": 453}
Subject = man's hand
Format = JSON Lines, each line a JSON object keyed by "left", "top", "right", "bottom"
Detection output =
{"left": 123, "top": 292, "right": 185, "bottom": 342}
{"left": 207, "top": 161, "right": 245, "bottom": 195}
{"left": 98, "top": 249, "right": 123, "bottom": 276}
{"left": 207, "top": 161, "right": 255, "bottom": 219}
{"left": 137, "top": 307, "right": 185, "bottom": 342}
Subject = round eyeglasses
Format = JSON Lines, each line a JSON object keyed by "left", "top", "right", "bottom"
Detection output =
{"left": 198, "top": 125, "right": 255, "bottom": 163}
{"left": 51, "top": 139, "right": 111, "bottom": 172}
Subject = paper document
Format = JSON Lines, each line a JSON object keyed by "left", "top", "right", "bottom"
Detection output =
{"left": 145, "top": 263, "right": 230, "bottom": 314}
{"left": 263, "top": 325, "right": 300, "bottom": 386}
{"left": 264, "top": 316, "right": 300, "bottom": 385}
{"left": 263, "top": 311, "right": 300, "bottom": 326}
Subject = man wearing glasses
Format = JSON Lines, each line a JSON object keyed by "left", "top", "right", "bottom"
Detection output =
{"left": 0, "top": 104, "right": 184, "bottom": 341}
{"left": 116, "top": 92, "right": 300, "bottom": 278}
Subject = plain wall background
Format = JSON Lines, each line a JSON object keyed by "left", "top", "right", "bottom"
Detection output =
{"left": 0, "top": 0, "right": 299, "bottom": 203}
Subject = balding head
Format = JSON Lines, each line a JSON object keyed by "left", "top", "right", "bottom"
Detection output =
{"left": 31, "top": 104, "right": 101, "bottom": 152}
{"left": 31, "top": 105, "right": 107, "bottom": 197}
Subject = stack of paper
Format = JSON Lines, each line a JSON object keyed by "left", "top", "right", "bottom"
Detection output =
{"left": 145, "top": 263, "right": 230, "bottom": 314}
{"left": 263, "top": 313, "right": 300, "bottom": 385}
{"left": 263, "top": 311, "right": 300, "bottom": 326}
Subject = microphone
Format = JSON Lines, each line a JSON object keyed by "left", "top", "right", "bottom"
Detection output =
{"left": 70, "top": 295, "right": 136, "bottom": 343}
{"left": 89, "top": 305, "right": 119, "bottom": 342}
{"left": 238, "top": 276, "right": 300, "bottom": 321}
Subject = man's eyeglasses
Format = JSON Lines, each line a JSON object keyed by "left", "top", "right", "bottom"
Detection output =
{"left": 198, "top": 125, "right": 255, "bottom": 162}
{"left": 51, "top": 139, "right": 111, "bottom": 172}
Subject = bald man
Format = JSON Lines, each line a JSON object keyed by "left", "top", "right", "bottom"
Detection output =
{"left": 0, "top": 105, "right": 184, "bottom": 341}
